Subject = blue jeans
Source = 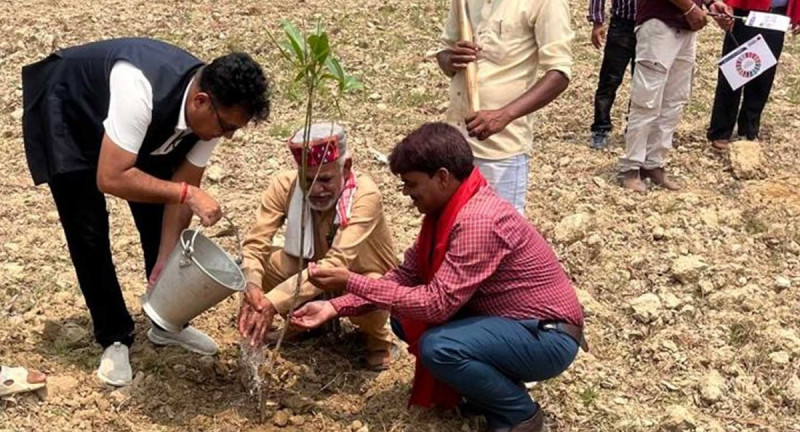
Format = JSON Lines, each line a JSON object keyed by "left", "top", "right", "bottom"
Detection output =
{"left": 474, "top": 154, "right": 529, "bottom": 214}
{"left": 392, "top": 316, "right": 578, "bottom": 429}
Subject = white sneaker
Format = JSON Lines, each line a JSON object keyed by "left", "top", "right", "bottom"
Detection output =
{"left": 97, "top": 342, "right": 132, "bottom": 386}
{"left": 147, "top": 326, "right": 218, "bottom": 356}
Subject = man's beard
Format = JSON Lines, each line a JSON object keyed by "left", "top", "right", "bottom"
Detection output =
{"left": 309, "top": 196, "right": 337, "bottom": 211}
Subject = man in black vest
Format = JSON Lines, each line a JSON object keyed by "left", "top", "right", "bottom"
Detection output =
{"left": 22, "top": 38, "right": 270, "bottom": 386}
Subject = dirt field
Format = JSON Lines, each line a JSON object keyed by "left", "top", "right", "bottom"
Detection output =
{"left": 2, "top": 0, "right": 800, "bottom": 431}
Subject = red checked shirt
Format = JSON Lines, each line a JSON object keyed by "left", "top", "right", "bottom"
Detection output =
{"left": 329, "top": 186, "right": 585, "bottom": 327}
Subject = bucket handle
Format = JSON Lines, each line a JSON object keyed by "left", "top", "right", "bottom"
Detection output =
{"left": 184, "top": 215, "right": 244, "bottom": 266}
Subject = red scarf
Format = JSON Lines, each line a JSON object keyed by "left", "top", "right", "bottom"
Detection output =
{"left": 399, "top": 167, "right": 487, "bottom": 408}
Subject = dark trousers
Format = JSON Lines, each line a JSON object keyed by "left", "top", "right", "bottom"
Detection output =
{"left": 591, "top": 17, "right": 637, "bottom": 133}
{"left": 392, "top": 316, "right": 578, "bottom": 429}
{"left": 707, "top": 8, "right": 786, "bottom": 141}
{"left": 49, "top": 170, "right": 164, "bottom": 348}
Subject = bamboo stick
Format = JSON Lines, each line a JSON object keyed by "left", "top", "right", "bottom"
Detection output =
{"left": 455, "top": 0, "right": 479, "bottom": 115}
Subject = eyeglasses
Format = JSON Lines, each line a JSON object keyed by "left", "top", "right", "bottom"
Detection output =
{"left": 208, "top": 97, "right": 240, "bottom": 134}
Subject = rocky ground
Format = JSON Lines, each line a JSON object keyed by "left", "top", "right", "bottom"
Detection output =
{"left": 1, "top": 0, "right": 800, "bottom": 431}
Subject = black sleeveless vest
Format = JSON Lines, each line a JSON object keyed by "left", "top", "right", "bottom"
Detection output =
{"left": 22, "top": 38, "right": 204, "bottom": 185}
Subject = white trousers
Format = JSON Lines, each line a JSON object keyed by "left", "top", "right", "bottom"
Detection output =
{"left": 474, "top": 154, "right": 529, "bottom": 214}
{"left": 620, "top": 19, "right": 697, "bottom": 172}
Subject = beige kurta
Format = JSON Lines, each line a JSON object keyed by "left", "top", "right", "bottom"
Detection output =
{"left": 433, "top": 0, "right": 575, "bottom": 160}
{"left": 241, "top": 170, "right": 397, "bottom": 348}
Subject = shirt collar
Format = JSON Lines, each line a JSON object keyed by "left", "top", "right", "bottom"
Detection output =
{"left": 176, "top": 77, "right": 195, "bottom": 132}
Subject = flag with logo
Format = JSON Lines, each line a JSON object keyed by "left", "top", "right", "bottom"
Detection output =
{"left": 718, "top": 34, "right": 777, "bottom": 91}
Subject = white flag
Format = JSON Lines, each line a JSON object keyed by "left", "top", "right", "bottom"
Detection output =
{"left": 718, "top": 34, "right": 778, "bottom": 91}
{"left": 745, "top": 11, "right": 791, "bottom": 32}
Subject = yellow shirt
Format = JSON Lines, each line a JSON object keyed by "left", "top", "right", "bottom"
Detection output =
{"left": 435, "top": 0, "right": 574, "bottom": 160}
{"left": 241, "top": 170, "right": 397, "bottom": 314}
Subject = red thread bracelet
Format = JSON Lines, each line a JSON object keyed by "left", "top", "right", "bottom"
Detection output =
{"left": 179, "top": 182, "right": 189, "bottom": 204}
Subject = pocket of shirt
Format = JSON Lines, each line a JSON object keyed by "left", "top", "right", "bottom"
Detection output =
{"left": 477, "top": 16, "right": 526, "bottom": 65}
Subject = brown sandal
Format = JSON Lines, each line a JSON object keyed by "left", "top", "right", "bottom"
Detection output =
{"left": 365, "top": 344, "right": 399, "bottom": 371}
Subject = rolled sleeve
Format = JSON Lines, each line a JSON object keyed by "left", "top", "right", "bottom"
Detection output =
{"left": 532, "top": 0, "right": 575, "bottom": 80}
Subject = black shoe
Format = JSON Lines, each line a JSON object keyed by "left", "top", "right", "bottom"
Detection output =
{"left": 590, "top": 132, "right": 608, "bottom": 150}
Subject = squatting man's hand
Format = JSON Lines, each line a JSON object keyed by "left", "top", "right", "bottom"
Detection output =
{"left": 291, "top": 300, "right": 338, "bottom": 330}
{"left": 237, "top": 283, "right": 277, "bottom": 347}
{"left": 307, "top": 262, "right": 351, "bottom": 291}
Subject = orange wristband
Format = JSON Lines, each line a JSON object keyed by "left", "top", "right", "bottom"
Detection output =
{"left": 179, "top": 182, "right": 189, "bottom": 204}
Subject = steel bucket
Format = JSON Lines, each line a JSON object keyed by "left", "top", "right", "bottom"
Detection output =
{"left": 141, "top": 216, "right": 245, "bottom": 333}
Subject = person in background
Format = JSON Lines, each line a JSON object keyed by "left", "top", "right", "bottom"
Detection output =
{"left": 431, "top": 0, "right": 574, "bottom": 213}
{"left": 619, "top": 0, "right": 733, "bottom": 193}
{"left": 707, "top": 0, "right": 800, "bottom": 151}
{"left": 588, "top": 0, "right": 637, "bottom": 150}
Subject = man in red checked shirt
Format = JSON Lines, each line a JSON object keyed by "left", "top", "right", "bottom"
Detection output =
{"left": 291, "top": 122, "right": 587, "bottom": 432}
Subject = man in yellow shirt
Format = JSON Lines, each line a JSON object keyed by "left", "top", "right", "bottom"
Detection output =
{"left": 237, "top": 123, "right": 397, "bottom": 370}
{"left": 433, "top": 0, "right": 575, "bottom": 212}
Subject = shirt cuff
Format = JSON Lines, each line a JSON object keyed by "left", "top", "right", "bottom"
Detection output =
{"left": 329, "top": 294, "right": 361, "bottom": 317}
{"left": 265, "top": 288, "right": 293, "bottom": 315}
{"left": 244, "top": 266, "right": 265, "bottom": 288}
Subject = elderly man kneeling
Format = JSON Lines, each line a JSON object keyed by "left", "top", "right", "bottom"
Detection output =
{"left": 292, "top": 123, "right": 588, "bottom": 432}
{"left": 237, "top": 122, "right": 397, "bottom": 370}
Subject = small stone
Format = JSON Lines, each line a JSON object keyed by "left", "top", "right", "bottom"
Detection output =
{"left": 173, "top": 364, "right": 187, "bottom": 374}
{"left": 351, "top": 420, "right": 364, "bottom": 431}
{"left": 671, "top": 255, "right": 708, "bottom": 284}
{"left": 699, "top": 370, "right": 725, "bottom": 403}
{"left": 368, "top": 92, "right": 381, "bottom": 101}
{"left": 273, "top": 410, "right": 290, "bottom": 427}
{"left": 698, "top": 280, "right": 715, "bottom": 296}
{"left": 784, "top": 375, "right": 800, "bottom": 403}
{"left": 356, "top": 426, "right": 369, "bottom": 432}
{"left": 60, "top": 323, "right": 89, "bottom": 348}
{"left": 586, "top": 234, "right": 603, "bottom": 247}
{"left": 653, "top": 227, "right": 666, "bottom": 240}
{"left": 205, "top": 165, "right": 225, "bottom": 182}
{"left": 553, "top": 213, "right": 593, "bottom": 245}
{"left": 197, "top": 355, "right": 215, "bottom": 372}
{"left": 629, "top": 293, "right": 662, "bottom": 324}
{"left": 289, "top": 415, "right": 305, "bottom": 426}
{"left": 592, "top": 176, "right": 606, "bottom": 188}
{"left": 660, "top": 292, "right": 682, "bottom": 310}
{"left": 775, "top": 276, "right": 791, "bottom": 291}
{"left": 778, "top": 329, "right": 800, "bottom": 355}
{"left": 11, "top": 108, "right": 23, "bottom": 121}
{"left": 376, "top": 103, "right": 388, "bottom": 110}
{"left": 729, "top": 140, "right": 762, "bottom": 180}
{"left": 769, "top": 351, "right": 790, "bottom": 365}
{"left": 663, "top": 405, "right": 697, "bottom": 431}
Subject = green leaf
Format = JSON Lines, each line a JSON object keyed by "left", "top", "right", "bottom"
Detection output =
{"left": 280, "top": 19, "right": 306, "bottom": 63}
{"left": 342, "top": 75, "right": 364, "bottom": 93}
{"left": 308, "top": 32, "right": 330, "bottom": 65}
{"left": 325, "top": 57, "right": 345, "bottom": 83}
